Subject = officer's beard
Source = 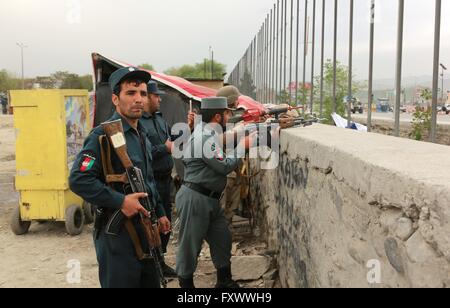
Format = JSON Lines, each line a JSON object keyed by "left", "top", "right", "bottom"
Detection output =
{"left": 220, "top": 116, "right": 227, "bottom": 132}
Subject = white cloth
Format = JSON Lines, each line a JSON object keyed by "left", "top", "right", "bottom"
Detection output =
{"left": 331, "top": 113, "right": 367, "bottom": 132}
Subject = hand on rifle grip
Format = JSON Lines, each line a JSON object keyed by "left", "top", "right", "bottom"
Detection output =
{"left": 121, "top": 193, "right": 150, "bottom": 218}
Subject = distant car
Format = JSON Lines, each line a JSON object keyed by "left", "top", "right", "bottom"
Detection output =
{"left": 400, "top": 105, "right": 407, "bottom": 113}
{"left": 348, "top": 98, "right": 363, "bottom": 114}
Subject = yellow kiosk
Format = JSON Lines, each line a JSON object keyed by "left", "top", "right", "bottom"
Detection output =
{"left": 9, "top": 90, "right": 93, "bottom": 236}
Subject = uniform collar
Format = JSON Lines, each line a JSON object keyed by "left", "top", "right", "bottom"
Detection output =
{"left": 142, "top": 111, "right": 163, "bottom": 119}
{"left": 111, "top": 112, "right": 146, "bottom": 134}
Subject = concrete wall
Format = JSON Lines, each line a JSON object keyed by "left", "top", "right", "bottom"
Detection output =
{"left": 250, "top": 124, "right": 450, "bottom": 288}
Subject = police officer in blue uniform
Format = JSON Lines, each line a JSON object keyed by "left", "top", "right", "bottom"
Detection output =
{"left": 69, "top": 67, "right": 170, "bottom": 288}
{"left": 175, "top": 97, "right": 254, "bottom": 288}
{"left": 141, "top": 81, "right": 177, "bottom": 277}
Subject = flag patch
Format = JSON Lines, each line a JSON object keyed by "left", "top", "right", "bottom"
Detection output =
{"left": 80, "top": 154, "right": 96, "bottom": 172}
{"left": 214, "top": 149, "right": 224, "bottom": 161}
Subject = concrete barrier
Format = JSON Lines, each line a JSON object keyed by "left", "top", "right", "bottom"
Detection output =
{"left": 250, "top": 124, "right": 450, "bottom": 288}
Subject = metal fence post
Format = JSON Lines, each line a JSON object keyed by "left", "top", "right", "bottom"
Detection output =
{"left": 394, "top": 0, "right": 404, "bottom": 137}
{"left": 333, "top": 0, "right": 338, "bottom": 114}
{"left": 368, "top": 0, "right": 375, "bottom": 132}
{"left": 295, "top": 0, "right": 300, "bottom": 107}
{"left": 347, "top": 0, "right": 354, "bottom": 128}
{"left": 303, "top": 0, "right": 309, "bottom": 114}
{"left": 310, "top": 0, "right": 316, "bottom": 114}
{"left": 319, "top": 0, "right": 325, "bottom": 117}
{"left": 289, "top": 0, "right": 294, "bottom": 105}
{"left": 431, "top": 0, "right": 442, "bottom": 143}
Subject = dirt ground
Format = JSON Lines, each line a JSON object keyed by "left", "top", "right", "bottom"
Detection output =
{"left": 0, "top": 115, "right": 268, "bottom": 288}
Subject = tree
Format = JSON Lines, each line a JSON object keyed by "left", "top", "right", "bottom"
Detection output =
{"left": 52, "top": 71, "right": 93, "bottom": 91}
{"left": 139, "top": 63, "right": 155, "bottom": 71}
{"left": 313, "top": 59, "right": 363, "bottom": 123}
{"left": 239, "top": 69, "right": 256, "bottom": 99}
{"left": 419, "top": 88, "right": 432, "bottom": 104}
{"left": 165, "top": 59, "right": 226, "bottom": 80}
{"left": 0, "top": 70, "right": 21, "bottom": 92}
{"left": 409, "top": 88, "right": 433, "bottom": 141}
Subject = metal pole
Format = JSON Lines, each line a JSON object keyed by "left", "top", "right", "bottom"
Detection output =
{"left": 272, "top": 4, "right": 276, "bottom": 103}
{"left": 263, "top": 15, "right": 269, "bottom": 103}
{"left": 17, "top": 43, "right": 27, "bottom": 90}
{"left": 319, "top": 0, "right": 325, "bottom": 117}
{"left": 347, "top": 0, "right": 354, "bottom": 128}
{"left": 394, "top": 0, "right": 404, "bottom": 137}
{"left": 289, "top": 0, "right": 294, "bottom": 105}
{"left": 269, "top": 10, "right": 273, "bottom": 104}
{"left": 431, "top": 0, "right": 442, "bottom": 143}
{"left": 333, "top": 0, "right": 338, "bottom": 114}
{"left": 262, "top": 20, "right": 266, "bottom": 102}
{"left": 295, "top": 0, "right": 300, "bottom": 107}
{"left": 310, "top": 0, "right": 316, "bottom": 114}
{"left": 257, "top": 30, "right": 260, "bottom": 101}
{"left": 368, "top": 0, "right": 375, "bottom": 132}
{"left": 280, "top": 0, "right": 284, "bottom": 99}
{"left": 274, "top": 0, "right": 280, "bottom": 103}
{"left": 303, "top": 0, "right": 308, "bottom": 115}
{"left": 21, "top": 47, "right": 24, "bottom": 89}
{"left": 267, "top": 14, "right": 270, "bottom": 103}
{"left": 250, "top": 39, "right": 253, "bottom": 92}
{"left": 260, "top": 27, "right": 263, "bottom": 101}
{"left": 284, "top": 0, "right": 288, "bottom": 93}
{"left": 261, "top": 27, "right": 264, "bottom": 101}
{"left": 254, "top": 36, "right": 256, "bottom": 96}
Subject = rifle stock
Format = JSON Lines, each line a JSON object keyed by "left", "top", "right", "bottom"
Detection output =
{"left": 102, "top": 120, "right": 134, "bottom": 169}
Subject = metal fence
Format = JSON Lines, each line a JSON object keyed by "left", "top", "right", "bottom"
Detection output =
{"left": 227, "top": 0, "right": 444, "bottom": 142}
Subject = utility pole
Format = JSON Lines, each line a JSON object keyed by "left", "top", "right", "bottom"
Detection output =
{"left": 16, "top": 43, "right": 28, "bottom": 89}
{"left": 209, "top": 46, "right": 214, "bottom": 80}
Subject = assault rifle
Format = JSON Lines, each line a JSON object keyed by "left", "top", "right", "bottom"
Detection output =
{"left": 102, "top": 119, "right": 167, "bottom": 288}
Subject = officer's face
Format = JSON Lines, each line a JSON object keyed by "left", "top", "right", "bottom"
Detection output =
{"left": 112, "top": 81, "right": 148, "bottom": 120}
{"left": 222, "top": 110, "right": 233, "bottom": 124}
{"left": 146, "top": 93, "right": 161, "bottom": 113}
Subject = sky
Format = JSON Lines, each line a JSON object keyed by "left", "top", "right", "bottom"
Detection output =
{"left": 0, "top": 0, "right": 448, "bottom": 84}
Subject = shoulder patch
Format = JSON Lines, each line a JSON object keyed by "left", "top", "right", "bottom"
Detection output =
{"left": 79, "top": 153, "right": 96, "bottom": 172}
{"left": 214, "top": 148, "right": 224, "bottom": 161}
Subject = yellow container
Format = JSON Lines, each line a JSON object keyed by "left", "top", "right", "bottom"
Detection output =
{"left": 9, "top": 90, "right": 93, "bottom": 235}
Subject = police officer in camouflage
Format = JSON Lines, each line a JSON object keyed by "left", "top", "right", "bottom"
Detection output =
{"left": 141, "top": 80, "right": 177, "bottom": 278}
{"left": 69, "top": 67, "right": 170, "bottom": 288}
{"left": 175, "top": 97, "right": 254, "bottom": 288}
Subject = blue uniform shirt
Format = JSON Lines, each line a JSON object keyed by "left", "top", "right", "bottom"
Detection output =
{"left": 141, "top": 112, "right": 174, "bottom": 175}
{"left": 182, "top": 122, "right": 239, "bottom": 193}
{"left": 69, "top": 112, "right": 166, "bottom": 217}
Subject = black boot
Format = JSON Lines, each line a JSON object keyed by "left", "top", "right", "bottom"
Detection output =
{"left": 161, "top": 261, "right": 177, "bottom": 278}
{"left": 178, "top": 276, "right": 195, "bottom": 288}
{"left": 215, "top": 266, "right": 240, "bottom": 288}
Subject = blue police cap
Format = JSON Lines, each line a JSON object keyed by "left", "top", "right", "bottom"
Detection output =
{"left": 109, "top": 67, "right": 152, "bottom": 91}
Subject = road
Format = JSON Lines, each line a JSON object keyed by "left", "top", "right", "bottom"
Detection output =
{"left": 352, "top": 112, "right": 450, "bottom": 124}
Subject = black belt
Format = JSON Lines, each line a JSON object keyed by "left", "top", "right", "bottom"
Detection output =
{"left": 183, "top": 182, "right": 223, "bottom": 200}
